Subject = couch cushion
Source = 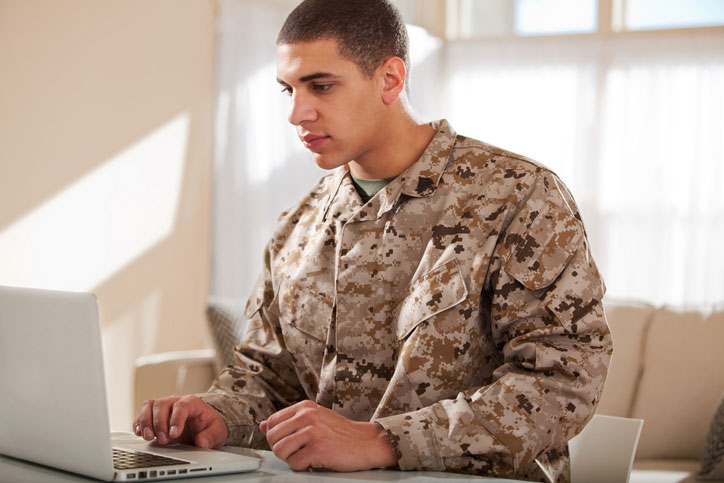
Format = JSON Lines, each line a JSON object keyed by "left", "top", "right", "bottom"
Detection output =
{"left": 596, "top": 299, "right": 655, "bottom": 417}
{"left": 631, "top": 460, "right": 699, "bottom": 483}
{"left": 631, "top": 307, "right": 724, "bottom": 460}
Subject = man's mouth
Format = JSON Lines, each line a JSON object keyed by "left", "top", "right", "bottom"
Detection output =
{"left": 301, "top": 133, "right": 330, "bottom": 149}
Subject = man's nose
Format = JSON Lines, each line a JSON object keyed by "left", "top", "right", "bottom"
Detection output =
{"left": 288, "top": 92, "right": 317, "bottom": 126}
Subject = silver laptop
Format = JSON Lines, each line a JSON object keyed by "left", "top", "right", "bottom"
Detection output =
{"left": 0, "top": 285, "right": 260, "bottom": 481}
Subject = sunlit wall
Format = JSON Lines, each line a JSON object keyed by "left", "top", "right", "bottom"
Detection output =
{"left": 0, "top": 0, "right": 215, "bottom": 430}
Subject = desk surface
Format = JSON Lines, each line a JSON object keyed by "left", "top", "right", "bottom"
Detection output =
{"left": 0, "top": 448, "right": 528, "bottom": 483}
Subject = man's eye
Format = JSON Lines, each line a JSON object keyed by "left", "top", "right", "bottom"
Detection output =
{"left": 280, "top": 86, "right": 292, "bottom": 96}
{"left": 312, "top": 83, "right": 333, "bottom": 93}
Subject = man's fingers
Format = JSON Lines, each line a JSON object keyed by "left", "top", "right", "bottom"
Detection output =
{"left": 175, "top": 395, "right": 228, "bottom": 448}
{"left": 271, "top": 425, "right": 314, "bottom": 462}
{"left": 133, "top": 395, "right": 227, "bottom": 449}
{"left": 285, "top": 444, "right": 326, "bottom": 472}
{"left": 263, "top": 399, "right": 317, "bottom": 433}
{"left": 167, "top": 399, "right": 191, "bottom": 440}
{"left": 152, "top": 398, "right": 176, "bottom": 445}
{"left": 168, "top": 395, "right": 218, "bottom": 446}
{"left": 193, "top": 416, "right": 229, "bottom": 449}
{"left": 265, "top": 406, "right": 319, "bottom": 448}
{"left": 136, "top": 399, "right": 155, "bottom": 440}
{"left": 132, "top": 403, "right": 144, "bottom": 436}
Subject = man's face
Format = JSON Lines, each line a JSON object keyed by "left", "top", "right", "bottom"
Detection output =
{"left": 276, "top": 39, "right": 385, "bottom": 171}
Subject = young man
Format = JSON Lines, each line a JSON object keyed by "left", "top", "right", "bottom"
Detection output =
{"left": 134, "top": 1, "right": 612, "bottom": 481}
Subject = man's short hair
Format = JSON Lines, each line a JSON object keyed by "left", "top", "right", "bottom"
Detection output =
{"left": 277, "top": 0, "right": 410, "bottom": 77}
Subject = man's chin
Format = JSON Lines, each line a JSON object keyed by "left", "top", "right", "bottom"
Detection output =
{"left": 312, "top": 153, "right": 347, "bottom": 171}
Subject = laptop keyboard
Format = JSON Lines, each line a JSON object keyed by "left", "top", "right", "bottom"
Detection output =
{"left": 112, "top": 448, "right": 190, "bottom": 470}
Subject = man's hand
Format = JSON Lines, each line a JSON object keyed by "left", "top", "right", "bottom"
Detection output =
{"left": 259, "top": 400, "right": 397, "bottom": 472}
{"left": 133, "top": 395, "right": 228, "bottom": 449}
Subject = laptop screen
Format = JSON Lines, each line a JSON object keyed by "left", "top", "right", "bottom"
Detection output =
{"left": 0, "top": 286, "right": 115, "bottom": 481}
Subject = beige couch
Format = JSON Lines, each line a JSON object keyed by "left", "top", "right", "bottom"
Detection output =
{"left": 596, "top": 301, "right": 724, "bottom": 482}
{"left": 134, "top": 300, "right": 724, "bottom": 481}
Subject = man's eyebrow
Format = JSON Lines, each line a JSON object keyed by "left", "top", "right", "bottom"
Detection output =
{"left": 276, "top": 72, "right": 339, "bottom": 84}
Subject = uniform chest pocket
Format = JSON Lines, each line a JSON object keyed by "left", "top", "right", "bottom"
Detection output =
{"left": 503, "top": 201, "right": 583, "bottom": 292}
{"left": 394, "top": 258, "right": 469, "bottom": 340}
{"left": 270, "top": 279, "right": 332, "bottom": 341}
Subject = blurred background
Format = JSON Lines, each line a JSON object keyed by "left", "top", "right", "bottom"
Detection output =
{"left": 1, "top": 0, "right": 722, "bottom": 431}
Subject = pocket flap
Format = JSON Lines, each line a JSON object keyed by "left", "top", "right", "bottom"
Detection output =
{"left": 395, "top": 258, "right": 468, "bottom": 340}
{"left": 504, "top": 201, "right": 583, "bottom": 291}
{"left": 270, "top": 279, "right": 332, "bottom": 341}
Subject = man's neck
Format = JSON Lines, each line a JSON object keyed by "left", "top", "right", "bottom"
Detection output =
{"left": 348, "top": 114, "right": 436, "bottom": 180}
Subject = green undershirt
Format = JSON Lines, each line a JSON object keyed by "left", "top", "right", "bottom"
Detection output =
{"left": 349, "top": 172, "right": 397, "bottom": 203}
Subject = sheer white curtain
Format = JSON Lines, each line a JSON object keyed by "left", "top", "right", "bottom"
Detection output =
{"left": 213, "top": 0, "right": 324, "bottom": 300}
{"left": 442, "top": 31, "right": 724, "bottom": 307}
{"left": 598, "top": 34, "right": 724, "bottom": 307}
{"left": 214, "top": 0, "right": 723, "bottom": 307}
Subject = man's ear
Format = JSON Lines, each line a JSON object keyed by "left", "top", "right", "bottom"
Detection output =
{"left": 379, "top": 56, "right": 406, "bottom": 105}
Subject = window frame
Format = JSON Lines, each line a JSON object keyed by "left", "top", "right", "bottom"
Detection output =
{"left": 408, "top": 0, "right": 724, "bottom": 41}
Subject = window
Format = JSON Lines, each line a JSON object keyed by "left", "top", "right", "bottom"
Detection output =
{"left": 624, "top": 0, "right": 724, "bottom": 31}
{"left": 437, "top": 0, "right": 724, "bottom": 38}
{"left": 515, "top": 0, "right": 598, "bottom": 35}
{"left": 447, "top": 0, "right": 598, "bottom": 37}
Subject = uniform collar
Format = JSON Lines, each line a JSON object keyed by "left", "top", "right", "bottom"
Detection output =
{"left": 397, "top": 119, "right": 457, "bottom": 198}
{"left": 322, "top": 119, "right": 457, "bottom": 222}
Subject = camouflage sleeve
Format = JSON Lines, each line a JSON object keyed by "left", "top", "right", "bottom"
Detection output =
{"left": 197, "top": 243, "right": 305, "bottom": 448}
{"left": 375, "top": 171, "right": 612, "bottom": 479}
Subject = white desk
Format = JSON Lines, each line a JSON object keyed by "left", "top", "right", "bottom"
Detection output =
{"left": 0, "top": 449, "right": 529, "bottom": 483}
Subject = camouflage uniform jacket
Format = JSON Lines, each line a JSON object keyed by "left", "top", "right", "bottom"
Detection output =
{"left": 199, "top": 119, "right": 612, "bottom": 482}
